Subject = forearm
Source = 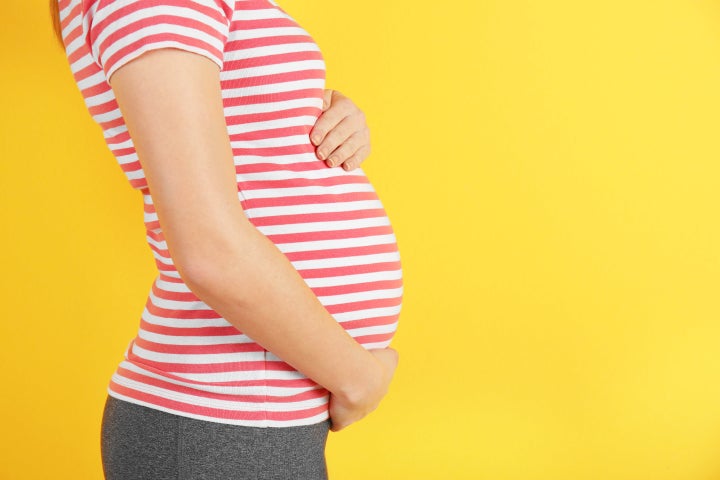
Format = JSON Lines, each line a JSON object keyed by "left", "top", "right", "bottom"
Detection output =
{"left": 180, "top": 219, "right": 383, "bottom": 404}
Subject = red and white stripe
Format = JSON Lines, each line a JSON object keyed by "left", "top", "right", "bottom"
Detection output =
{"left": 59, "top": 0, "right": 403, "bottom": 427}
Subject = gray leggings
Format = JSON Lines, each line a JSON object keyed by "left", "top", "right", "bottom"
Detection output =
{"left": 100, "top": 395, "right": 331, "bottom": 480}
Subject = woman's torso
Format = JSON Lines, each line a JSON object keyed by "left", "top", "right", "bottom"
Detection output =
{"left": 59, "top": 0, "right": 402, "bottom": 427}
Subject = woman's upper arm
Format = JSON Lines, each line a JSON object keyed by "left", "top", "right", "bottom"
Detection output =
{"left": 109, "top": 48, "right": 247, "bottom": 281}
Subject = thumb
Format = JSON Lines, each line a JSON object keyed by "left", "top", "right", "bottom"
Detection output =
{"left": 322, "top": 89, "right": 333, "bottom": 111}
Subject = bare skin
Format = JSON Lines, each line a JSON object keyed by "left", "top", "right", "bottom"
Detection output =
{"left": 311, "top": 89, "right": 373, "bottom": 172}
{"left": 107, "top": 48, "right": 398, "bottom": 432}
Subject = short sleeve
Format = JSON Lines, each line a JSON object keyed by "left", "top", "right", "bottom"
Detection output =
{"left": 84, "top": 0, "right": 231, "bottom": 83}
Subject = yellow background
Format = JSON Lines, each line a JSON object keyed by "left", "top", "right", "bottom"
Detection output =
{"left": 2, "top": 0, "right": 720, "bottom": 478}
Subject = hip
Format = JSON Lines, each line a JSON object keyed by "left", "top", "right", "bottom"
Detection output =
{"left": 101, "top": 393, "right": 331, "bottom": 480}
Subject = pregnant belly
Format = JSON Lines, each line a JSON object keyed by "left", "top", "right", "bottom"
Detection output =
{"left": 128, "top": 157, "right": 402, "bottom": 393}
{"left": 236, "top": 161, "right": 403, "bottom": 350}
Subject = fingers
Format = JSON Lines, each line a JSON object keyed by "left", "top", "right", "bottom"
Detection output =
{"left": 309, "top": 90, "right": 372, "bottom": 169}
{"left": 309, "top": 89, "right": 347, "bottom": 147}
{"left": 310, "top": 90, "right": 350, "bottom": 146}
{"left": 333, "top": 133, "right": 371, "bottom": 171}
{"left": 340, "top": 146, "right": 369, "bottom": 171}
{"left": 313, "top": 111, "right": 366, "bottom": 166}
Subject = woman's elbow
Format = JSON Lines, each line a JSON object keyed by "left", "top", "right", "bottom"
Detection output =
{"left": 172, "top": 229, "right": 252, "bottom": 300}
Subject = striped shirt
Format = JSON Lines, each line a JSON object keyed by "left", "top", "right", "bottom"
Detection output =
{"left": 58, "top": 0, "right": 403, "bottom": 427}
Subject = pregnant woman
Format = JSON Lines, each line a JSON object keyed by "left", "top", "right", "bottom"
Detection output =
{"left": 51, "top": 0, "right": 403, "bottom": 478}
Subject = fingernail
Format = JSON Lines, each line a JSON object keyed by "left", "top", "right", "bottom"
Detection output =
{"left": 311, "top": 134, "right": 321, "bottom": 145}
{"left": 328, "top": 155, "right": 338, "bottom": 166}
{"left": 317, "top": 149, "right": 326, "bottom": 160}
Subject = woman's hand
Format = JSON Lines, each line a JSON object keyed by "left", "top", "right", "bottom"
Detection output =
{"left": 309, "top": 89, "right": 372, "bottom": 171}
{"left": 328, "top": 347, "right": 399, "bottom": 432}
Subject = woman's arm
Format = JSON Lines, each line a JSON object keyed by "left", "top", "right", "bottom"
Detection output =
{"left": 107, "top": 48, "right": 390, "bottom": 410}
